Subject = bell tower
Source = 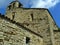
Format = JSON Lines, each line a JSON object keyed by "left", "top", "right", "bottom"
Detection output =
{"left": 6, "top": 0, "right": 23, "bottom": 20}
{"left": 7, "top": 0, "right": 23, "bottom": 10}
{"left": 15, "top": 0, "right": 19, "bottom": 8}
{"left": 14, "top": 0, "right": 22, "bottom": 8}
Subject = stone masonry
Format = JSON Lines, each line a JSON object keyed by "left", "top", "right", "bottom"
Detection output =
{"left": 0, "top": 0, "right": 60, "bottom": 45}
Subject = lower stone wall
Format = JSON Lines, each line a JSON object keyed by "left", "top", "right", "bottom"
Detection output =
{"left": 0, "top": 19, "right": 43, "bottom": 45}
{"left": 54, "top": 31, "right": 60, "bottom": 45}
{"left": 0, "top": 17, "right": 60, "bottom": 45}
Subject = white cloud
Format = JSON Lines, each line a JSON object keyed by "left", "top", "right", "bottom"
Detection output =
{"left": 31, "top": 0, "right": 60, "bottom": 8}
{"left": 0, "top": 0, "right": 60, "bottom": 9}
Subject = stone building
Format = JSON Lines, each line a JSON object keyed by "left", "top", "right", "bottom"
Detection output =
{"left": 0, "top": 0, "right": 60, "bottom": 45}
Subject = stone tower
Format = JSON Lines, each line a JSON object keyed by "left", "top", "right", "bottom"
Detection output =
{"left": 0, "top": 0, "right": 60, "bottom": 45}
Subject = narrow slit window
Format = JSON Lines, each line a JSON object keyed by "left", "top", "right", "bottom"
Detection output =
{"left": 12, "top": 12, "right": 15, "bottom": 20}
{"left": 26, "top": 37, "right": 30, "bottom": 44}
{"left": 31, "top": 13, "right": 33, "bottom": 21}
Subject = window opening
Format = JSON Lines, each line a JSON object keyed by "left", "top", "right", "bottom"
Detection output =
{"left": 26, "top": 37, "right": 30, "bottom": 44}
{"left": 12, "top": 12, "right": 16, "bottom": 20}
{"left": 31, "top": 13, "right": 33, "bottom": 21}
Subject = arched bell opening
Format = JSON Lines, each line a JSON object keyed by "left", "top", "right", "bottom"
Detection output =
{"left": 7, "top": 0, "right": 23, "bottom": 10}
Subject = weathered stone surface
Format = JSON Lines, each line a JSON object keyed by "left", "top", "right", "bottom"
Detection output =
{"left": 0, "top": 0, "right": 59, "bottom": 45}
{"left": 0, "top": 19, "right": 43, "bottom": 45}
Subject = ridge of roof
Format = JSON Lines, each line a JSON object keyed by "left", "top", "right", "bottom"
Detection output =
{"left": 47, "top": 9, "right": 59, "bottom": 28}
{"left": 22, "top": 8, "right": 48, "bottom": 10}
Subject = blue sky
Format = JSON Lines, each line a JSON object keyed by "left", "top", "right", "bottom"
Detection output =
{"left": 0, "top": 0, "right": 60, "bottom": 28}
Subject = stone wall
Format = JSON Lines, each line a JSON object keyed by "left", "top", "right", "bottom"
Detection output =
{"left": 54, "top": 31, "right": 60, "bottom": 45}
{"left": 0, "top": 18, "right": 43, "bottom": 45}
{"left": 4, "top": 1, "right": 59, "bottom": 45}
{"left": 5, "top": 8, "right": 54, "bottom": 45}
